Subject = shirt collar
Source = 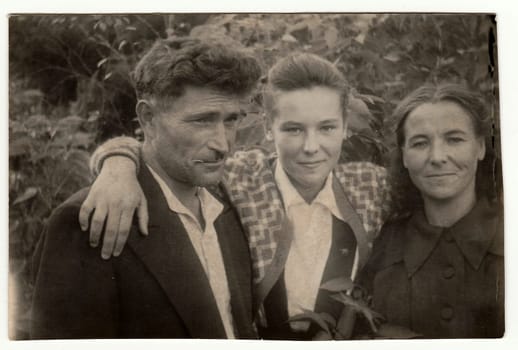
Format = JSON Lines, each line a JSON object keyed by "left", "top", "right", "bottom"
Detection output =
{"left": 404, "top": 197, "right": 502, "bottom": 275}
{"left": 274, "top": 161, "right": 343, "bottom": 220}
{"left": 146, "top": 164, "right": 224, "bottom": 227}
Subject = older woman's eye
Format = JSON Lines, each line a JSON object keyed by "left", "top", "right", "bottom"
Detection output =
{"left": 410, "top": 140, "right": 428, "bottom": 149}
{"left": 447, "top": 137, "right": 465, "bottom": 145}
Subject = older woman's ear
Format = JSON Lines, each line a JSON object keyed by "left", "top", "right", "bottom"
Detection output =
{"left": 477, "top": 136, "right": 486, "bottom": 161}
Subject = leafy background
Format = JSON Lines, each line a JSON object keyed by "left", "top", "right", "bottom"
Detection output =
{"left": 8, "top": 13, "right": 498, "bottom": 339}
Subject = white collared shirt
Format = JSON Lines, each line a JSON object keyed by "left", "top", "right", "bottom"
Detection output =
{"left": 147, "top": 165, "right": 235, "bottom": 339}
{"left": 274, "top": 163, "right": 358, "bottom": 331}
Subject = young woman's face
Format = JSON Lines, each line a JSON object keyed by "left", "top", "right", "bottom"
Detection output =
{"left": 402, "top": 101, "right": 485, "bottom": 203}
{"left": 269, "top": 86, "right": 345, "bottom": 196}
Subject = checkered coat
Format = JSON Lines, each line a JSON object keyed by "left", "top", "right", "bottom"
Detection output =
{"left": 223, "top": 149, "right": 392, "bottom": 307}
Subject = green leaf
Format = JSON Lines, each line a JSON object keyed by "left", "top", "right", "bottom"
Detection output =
{"left": 376, "top": 323, "right": 422, "bottom": 339}
{"left": 281, "top": 33, "right": 298, "bottom": 43}
{"left": 319, "top": 312, "right": 337, "bottom": 329}
{"left": 330, "top": 293, "right": 384, "bottom": 333}
{"left": 320, "top": 276, "right": 354, "bottom": 293}
{"left": 13, "top": 187, "right": 39, "bottom": 205}
{"left": 287, "top": 309, "right": 331, "bottom": 334}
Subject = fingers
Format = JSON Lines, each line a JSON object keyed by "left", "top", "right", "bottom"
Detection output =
{"left": 101, "top": 209, "right": 122, "bottom": 260}
{"left": 79, "top": 200, "right": 94, "bottom": 231}
{"left": 89, "top": 205, "right": 108, "bottom": 248}
{"left": 113, "top": 208, "right": 135, "bottom": 257}
{"left": 137, "top": 196, "right": 149, "bottom": 236}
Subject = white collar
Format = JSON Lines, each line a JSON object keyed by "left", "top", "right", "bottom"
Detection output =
{"left": 274, "top": 161, "right": 343, "bottom": 221}
{"left": 146, "top": 164, "right": 224, "bottom": 226}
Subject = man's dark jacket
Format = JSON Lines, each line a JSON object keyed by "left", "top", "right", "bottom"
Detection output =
{"left": 30, "top": 164, "right": 256, "bottom": 339}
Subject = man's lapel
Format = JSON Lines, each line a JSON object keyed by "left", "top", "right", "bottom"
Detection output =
{"left": 214, "top": 205, "right": 254, "bottom": 338}
{"left": 126, "top": 164, "right": 227, "bottom": 338}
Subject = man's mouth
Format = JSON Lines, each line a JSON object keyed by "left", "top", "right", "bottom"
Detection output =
{"left": 193, "top": 154, "right": 226, "bottom": 164}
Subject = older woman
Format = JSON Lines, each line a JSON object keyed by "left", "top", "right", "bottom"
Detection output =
{"left": 360, "top": 83, "right": 504, "bottom": 338}
{"left": 78, "top": 53, "right": 391, "bottom": 339}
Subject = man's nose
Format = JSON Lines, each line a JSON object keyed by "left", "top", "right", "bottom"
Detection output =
{"left": 207, "top": 122, "right": 231, "bottom": 154}
{"left": 303, "top": 130, "right": 319, "bottom": 154}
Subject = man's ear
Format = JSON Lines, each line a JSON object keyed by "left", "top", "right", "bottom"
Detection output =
{"left": 136, "top": 100, "right": 157, "bottom": 138}
{"left": 136, "top": 100, "right": 155, "bottom": 126}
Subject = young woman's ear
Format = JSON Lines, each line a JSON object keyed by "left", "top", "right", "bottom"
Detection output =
{"left": 263, "top": 114, "right": 274, "bottom": 141}
{"left": 342, "top": 119, "right": 349, "bottom": 139}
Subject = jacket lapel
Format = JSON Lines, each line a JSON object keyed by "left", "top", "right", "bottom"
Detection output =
{"left": 332, "top": 176, "right": 371, "bottom": 272}
{"left": 254, "top": 217, "right": 292, "bottom": 310}
{"left": 126, "top": 164, "right": 227, "bottom": 338}
{"left": 214, "top": 207, "right": 255, "bottom": 338}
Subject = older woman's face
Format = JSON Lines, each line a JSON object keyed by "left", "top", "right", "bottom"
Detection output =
{"left": 402, "top": 101, "right": 485, "bottom": 203}
{"left": 269, "top": 86, "right": 345, "bottom": 196}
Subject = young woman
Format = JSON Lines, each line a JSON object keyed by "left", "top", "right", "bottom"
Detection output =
{"left": 78, "top": 53, "right": 392, "bottom": 339}
{"left": 360, "top": 83, "right": 504, "bottom": 338}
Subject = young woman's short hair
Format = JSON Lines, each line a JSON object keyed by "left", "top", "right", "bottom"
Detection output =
{"left": 262, "top": 53, "right": 349, "bottom": 119}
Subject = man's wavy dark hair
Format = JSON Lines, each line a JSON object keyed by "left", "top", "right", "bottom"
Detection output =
{"left": 133, "top": 37, "right": 262, "bottom": 102}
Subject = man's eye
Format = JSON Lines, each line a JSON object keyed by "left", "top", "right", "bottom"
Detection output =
{"left": 223, "top": 115, "right": 240, "bottom": 127}
{"left": 192, "top": 118, "right": 214, "bottom": 125}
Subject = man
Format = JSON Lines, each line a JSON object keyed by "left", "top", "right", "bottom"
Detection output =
{"left": 30, "top": 38, "right": 262, "bottom": 339}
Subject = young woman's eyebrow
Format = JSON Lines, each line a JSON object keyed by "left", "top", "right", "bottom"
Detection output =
{"left": 318, "top": 118, "right": 340, "bottom": 125}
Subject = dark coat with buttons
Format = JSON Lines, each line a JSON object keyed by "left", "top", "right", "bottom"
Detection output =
{"left": 359, "top": 198, "right": 504, "bottom": 338}
{"left": 30, "top": 164, "right": 256, "bottom": 339}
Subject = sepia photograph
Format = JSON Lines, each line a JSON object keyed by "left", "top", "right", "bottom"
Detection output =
{"left": 4, "top": 2, "right": 515, "bottom": 348}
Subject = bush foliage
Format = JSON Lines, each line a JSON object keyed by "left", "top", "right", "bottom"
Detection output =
{"left": 8, "top": 13, "right": 498, "bottom": 339}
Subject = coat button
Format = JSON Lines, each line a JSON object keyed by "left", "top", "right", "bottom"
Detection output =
{"left": 340, "top": 248, "right": 350, "bottom": 256}
{"left": 440, "top": 306, "right": 454, "bottom": 321}
{"left": 443, "top": 266, "right": 456, "bottom": 279}
{"left": 443, "top": 232, "right": 454, "bottom": 243}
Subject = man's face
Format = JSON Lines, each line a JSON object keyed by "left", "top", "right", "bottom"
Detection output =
{"left": 143, "top": 86, "right": 243, "bottom": 188}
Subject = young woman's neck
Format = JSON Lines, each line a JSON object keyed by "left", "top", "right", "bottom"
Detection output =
{"left": 423, "top": 185, "right": 477, "bottom": 228}
{"left": 286, "top": 174, "right": 325, "bottom": 204}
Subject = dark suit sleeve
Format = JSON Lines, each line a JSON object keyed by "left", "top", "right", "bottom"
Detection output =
{"left": 31, "top": 200, "right": 120, "bottom": 339}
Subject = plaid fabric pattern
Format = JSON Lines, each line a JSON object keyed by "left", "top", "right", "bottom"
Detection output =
{"left": 223, "top": 149, "right": 392, "bottom": 285}
{"left": 334, "top": 162, "right": 393, "bottom": 245}
{"left": 223, "top": 151, "right": 285, "bottom": 283}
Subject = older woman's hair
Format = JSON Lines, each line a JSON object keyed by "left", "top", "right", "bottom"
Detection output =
{"left": 388, "top": 82, "right": 498, "bottom": 216}
{"left": 263, "top": 53, "right": 349, "bottom": 118}
{"left": 133, "top": 37, "right": 262, "bottom": 104}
